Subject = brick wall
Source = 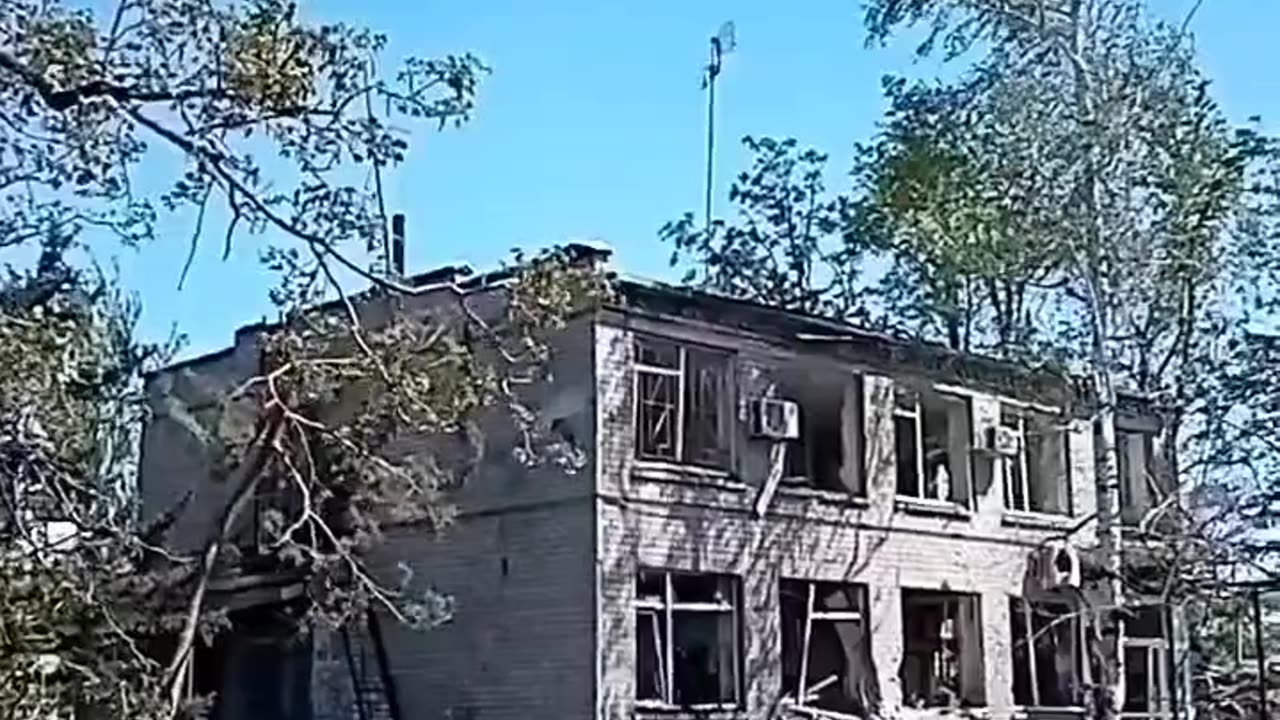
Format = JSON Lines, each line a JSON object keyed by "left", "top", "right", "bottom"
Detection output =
{"left": 142, "top": 294, "right": 1103, "bottom": 720}
{"left": 366, "top": 498, "right": 597, "bottom": 720}
{"left": 140, "top": 327, "right": 262, "bottom": 553}
{"left": 334, "top": 314, "right": 602, "bottom": 720}
{"left": 142, "top": 301, "right": 602, "bottom": 720}
{"left": 593, "top": 316, "right": 1098, "bottom": 720}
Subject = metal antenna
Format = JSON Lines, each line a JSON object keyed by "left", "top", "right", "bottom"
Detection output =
{"left": 703, "top": 21, "right": 735, "bottom": 232}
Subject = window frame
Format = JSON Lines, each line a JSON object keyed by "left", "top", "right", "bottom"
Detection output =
{"left": 1117, "top": 428, "right": 1158, "bottom": 527}
{"left": 633, "top": 568, "right": 743, "bottom": 709}
{"left": 894, "top": 387, "right": 973, "bottom": 508}
{"left": 893, "top": 389, "right": 927, "bottom": 499}
{"left": 1002, "top": 407, "right": 1073, "bottom": 517}
{"left": 632, "top": 336, "right": 733, "bottom": 470}
{"left": 1003, "top": 410, "right": 1030, "bottom": 511}
{"left": 1122, "top": 639, "right": 1172, "bottom": 719}
{"left": 781, "top": 374, "right": 866, "bottom": 497}
{"left": 1121, "top": 606, "right": 1174, "bottom": 720}
{"left": 899, "top": 588, "right": 987, "bottom": 709}
{"left": 779, "top": 578, "right": 871, "bottom": 713}
{"left": 1008, "top": 596, "right": 1086, "bottom": 709}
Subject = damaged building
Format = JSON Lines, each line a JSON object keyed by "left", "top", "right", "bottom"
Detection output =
{"left": 140, "top": 247, "right": 1188, "bottom": 720}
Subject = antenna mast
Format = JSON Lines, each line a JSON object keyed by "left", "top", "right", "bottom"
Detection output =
{"left": 703, "top": 21, "right": 735, "bottom": 232}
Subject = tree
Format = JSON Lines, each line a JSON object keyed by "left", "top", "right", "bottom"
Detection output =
{"left": 0, "top": 258, "right": 168, "bottom": 718}
{"left": 0, "top": 1, "right": 607, "bottom": 718}
{"left": 661, "top": 2, "right": 1280, "bottom": 718}
{"left": 860, "top": 2, "right": 1280, "bottom": 719}
{"left": 662, "top": 136, "right": 869, "bottom": 321}
{"left": 850, "top": 69, "right": 1075, "bottom": 357}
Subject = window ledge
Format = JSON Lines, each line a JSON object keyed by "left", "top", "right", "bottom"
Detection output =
{"left": 782, "top": 701, "right": 865, "bottom": 720}
{"left": 1002, "top": 510, "right": 1075, "bottom": 530}
{"left": 777, "top": 484, "right": 870, "bottom": 508}
{"left": 895, "top": 496, "right": 972, "bottom": 519}
{"left": 632, "top": 461, "right": 746, "bottom": 492}
{"left": 1012, "top": 706, "right": 1088, "bottom": 718}
{"left": 900, "top": 707, "right": 990, "bottom": 720}
{"left": 634, "top": 701, "right": 743, "bottom": 716}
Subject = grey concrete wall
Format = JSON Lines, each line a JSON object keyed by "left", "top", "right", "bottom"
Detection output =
{"left": 593, "top": 315, "right": 1097, "bottom": 720}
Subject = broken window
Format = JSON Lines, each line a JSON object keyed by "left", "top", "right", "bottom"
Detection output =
{"left": 895, "top": 388, "right": 973, "bottom": 507}
{"left": 781, "top": 374, "right": 864, "bottom": 495}
{"left": 634, "top": 337, "right": 731, "bottom": 469}
{"left": 1009, "top": 598, "right": 1083, "bottom": 707}
{"left": 900, "top": 589, "right": 986, "bottom": 708}
{"left": 1118, "top": 430, "right": 1160, "bottom": 526}
{"left": 780, "top": 579, "right": 877, "bottom": 716}
{"left": 1002, "top": 407, "right": 1072, "bottom": 516}
{"left": 194, "top": 608, "right": 313, "bottom": 720}
{"left": 239, "top": 469, "right": 305, "bottom": 555}
{"left": 635, "top": 569, "right": 740, "bottom": 707}
{"left": 1123, "top": 606, "right": 1173, "bottom": 718}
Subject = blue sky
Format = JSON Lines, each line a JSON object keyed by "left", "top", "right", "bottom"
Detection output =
{"left": 107, "top": 0, "right": 1280, "bottom": 358}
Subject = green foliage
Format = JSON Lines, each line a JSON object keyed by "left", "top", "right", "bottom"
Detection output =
{"left": 662, "top": 136, "right": 867, "bottom": 319}
{"left": 234, "top": 246, "right": 610, "bottom": 631}
{"left": 855, "top": 5, "right": 1279, "bottom": 377}
{"left": 0, "top": 1, "right": 605, "bottom": 718}
{"left": 0, "top": 557, "right": 169, "bottom": 720}
{"left": 665, "top": 6, "right": 1280, "bottom": 716}
{"left": 851, "top": 68, "right": 1075, "bottom": 355}
{"left": 856, "top": 4, "right": 1280, "bottom": 715}
{"left": 0, "top": 262, "right": 184, "bottom": 719}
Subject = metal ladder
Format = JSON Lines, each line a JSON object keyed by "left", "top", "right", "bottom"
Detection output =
{"left": 340, "top": 612, "right": 402, "bottom": 720}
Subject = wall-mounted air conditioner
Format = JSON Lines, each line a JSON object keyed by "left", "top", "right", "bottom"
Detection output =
{"left": 751, "top": 398, "right": 801, "bottom": 440}
{"left": 985, "top": 425, "right": 1021, "bottom": 456}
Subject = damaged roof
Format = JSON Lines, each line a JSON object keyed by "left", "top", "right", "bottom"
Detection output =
{"left": 614, "top": 276, "right": 1080, "bottom": 408}
{"left": 150, "top": 244, "right": 1156, "bottom": 416}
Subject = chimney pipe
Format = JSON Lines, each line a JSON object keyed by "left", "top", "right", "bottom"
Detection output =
{"left": 390, "top": 213, "right": 406, "bottom": 278}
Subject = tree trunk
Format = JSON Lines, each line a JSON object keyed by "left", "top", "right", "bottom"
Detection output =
{"left": 1093, "top": 373, "right": 1127, "bottom": 720}
{"left": 1068, "top": 3, "right": 1126, "bottom": 717}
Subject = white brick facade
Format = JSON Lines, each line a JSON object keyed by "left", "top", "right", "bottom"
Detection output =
{"left": 592, "top": 315, "right": 1097, "bottom": 720}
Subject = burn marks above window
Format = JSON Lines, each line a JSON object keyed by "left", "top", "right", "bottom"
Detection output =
{"left": 777, "top": 371, "right": 865, "bottom": 496}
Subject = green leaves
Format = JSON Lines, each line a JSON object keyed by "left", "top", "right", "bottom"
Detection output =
{"left": 213, "top": 245, "right": 611, "bottom": 633}
{"left": 0, "top": 264, "right": 177, "bottom": 720}
{"left": 662, "top": 135, "right": 866, "bottom": 320}
{"left": 851, "top": 63, "right": 1078, "bottom": 355}
{"left": 857, "top": 4, "right": 1280, "bottom": 691}
{"left": 0, "top": 0, "right": 505, "bottom": 715}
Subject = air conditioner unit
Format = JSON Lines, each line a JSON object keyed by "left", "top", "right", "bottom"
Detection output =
{"left": 985, "top": 425, "right": 1021, "bottom": 456}
{"left": 1033, "top": 541, "right": 1082, "bottom": 590}
{"left": 751, "top": 398, "right": 801, "bottom": 440}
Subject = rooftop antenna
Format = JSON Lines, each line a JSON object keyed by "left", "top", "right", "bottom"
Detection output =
{"left": 702, "top": 21, "right": 735, "bottom": 232}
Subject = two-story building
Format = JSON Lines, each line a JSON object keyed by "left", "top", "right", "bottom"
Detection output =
{"left": 140, "top": 248, "right": 1188, "bottom": 720}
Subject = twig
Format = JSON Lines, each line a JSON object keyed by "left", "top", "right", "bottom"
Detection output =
{"left": 177, "top": 184, "right": 213, "bottom": 290}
